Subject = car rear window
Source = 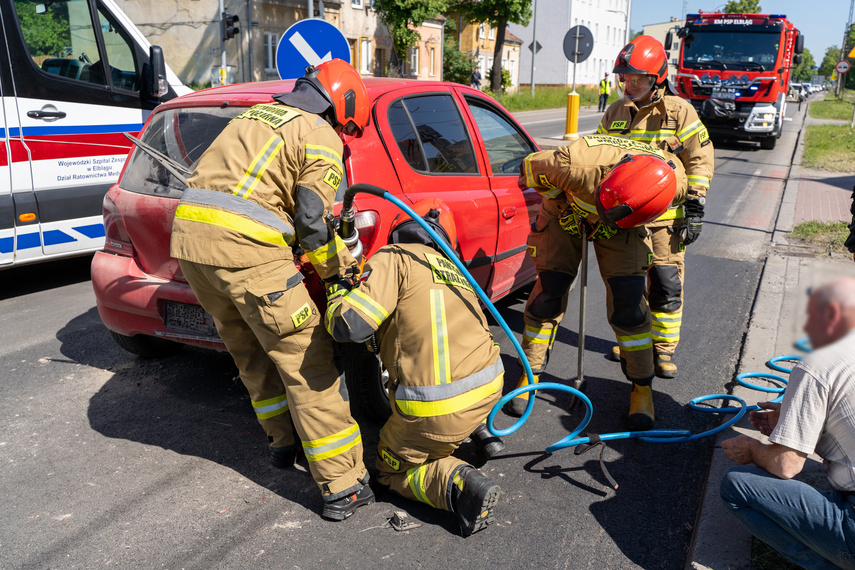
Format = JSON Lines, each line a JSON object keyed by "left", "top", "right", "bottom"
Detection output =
{"left": 120, "top": 106, "right": 243, "bottom": 198}
{"left": 388, "top": 95, "right": 478, "bottom": 175}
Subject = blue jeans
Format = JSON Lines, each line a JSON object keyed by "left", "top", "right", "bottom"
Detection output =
{"left": 720, "top": 464, "right": 855, "bottom": 569}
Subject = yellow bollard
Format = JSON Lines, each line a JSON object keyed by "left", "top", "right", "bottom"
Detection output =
{"left": 563, "top": 91, "right": 580, "bottom": 141}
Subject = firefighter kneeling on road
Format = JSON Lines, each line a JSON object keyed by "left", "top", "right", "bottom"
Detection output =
{"left": 170, "top": 59, "right": 373, "bottom": 521}
{"left": 325, "top": 199, "right": 504, "bottom": 537}
{"left": 507, "top": 135, "right": 687, "bottom": 431}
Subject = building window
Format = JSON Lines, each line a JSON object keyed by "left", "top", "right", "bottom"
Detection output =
{"left": 360, "top": 37, "right": 372, "bottom": 74}
{"left": 479, "top": 23, "right": 486, "bottom": 39}
{"left": 488, "top": 26, "right": 495, "bottom": 40}
{"left": 352, "top": 0, "right": 363, "bottom": 8}
{"left": 264, "top": 33, "right": 278, "bottom": 72}
{"left": 409, "top": 46, "right": 419, "bottom": 76}
{"left": 429, "top": 47, "right": 436, "bottom": 76}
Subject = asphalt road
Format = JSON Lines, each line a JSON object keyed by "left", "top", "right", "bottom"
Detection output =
{"left": 0, "top": 102, "right": 805, "bottom": 569}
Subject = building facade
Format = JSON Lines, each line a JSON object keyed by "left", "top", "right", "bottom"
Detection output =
{"left": 642, "top": 18, "right": 684, "bottom": 84}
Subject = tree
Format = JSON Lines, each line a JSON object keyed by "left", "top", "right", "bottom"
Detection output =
{"left": 792, "top": 48, "right": 815, "bottom": 83}
{"left": 451, "top": 0, "right": 531, "bottom": 93}
{"left": 443, "top": 20, "right": 476, "bottom": 85}
{"left": 722, "top": 0, "right": 762, "bottom": 12}
{"left": 818, "top": 46, "right": 841, "bottom": 77}
{"left": 373, "top": 0, "right": 449, "bottom": 76}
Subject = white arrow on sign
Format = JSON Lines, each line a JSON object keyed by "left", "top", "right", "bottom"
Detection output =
{"left": 290, "top": 31, "right": 332, "bottom": 66}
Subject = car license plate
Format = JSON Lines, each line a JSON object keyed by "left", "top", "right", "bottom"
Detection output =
{"left": 711, "top": 88, "right": 737, "bottom": 100}
{"left": 164, "top": 301, "right": 220, "bottom": 338}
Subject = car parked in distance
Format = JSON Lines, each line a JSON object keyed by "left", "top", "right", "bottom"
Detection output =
{"left": 91, "top": 77, "right": 542, "bottom": 420}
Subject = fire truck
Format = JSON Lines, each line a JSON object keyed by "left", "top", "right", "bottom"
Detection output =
{"left": 666, "top": 12, "right": 804, "bottom": 150}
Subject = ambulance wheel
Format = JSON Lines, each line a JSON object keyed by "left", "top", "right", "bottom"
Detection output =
{"left": 110, "top": 331, "right": 184, "bottom": 358}
{"left": 341, "top": 342, "right": 392, "bottom": 422}
{"left": 760, "top": 136, "right": 776, "bottom": 150}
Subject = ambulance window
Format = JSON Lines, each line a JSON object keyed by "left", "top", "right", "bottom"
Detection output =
{"left": 95, "top": 3, "right": 140, "bottom": 91}
{"left": 14, "top": 0, "right": 107, "bottom": 87}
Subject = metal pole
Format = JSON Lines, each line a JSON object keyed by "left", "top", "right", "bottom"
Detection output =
{"left": 220, "top": 0, "right": 226, "bottom": 74}
{"left": 576, "top": 224, "right": 588, "bottom": 391}
{"left": 530, "top": 0, "right": 537, "bottom": 97}
{"left": 307, "top": 0, "right": 312, "bottom": 19}
{"left": 247, "top": 0, "right": 253, "bottom": 81}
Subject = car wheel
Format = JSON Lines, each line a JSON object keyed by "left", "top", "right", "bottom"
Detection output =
{"left": 340, "top": 342, "right": 392, "bottom": 422}
{"left": 110, "top": 331, "right": 184, "bottom": 358}
{"left": 760, "top": 136, "right": 777, "bottom": 150}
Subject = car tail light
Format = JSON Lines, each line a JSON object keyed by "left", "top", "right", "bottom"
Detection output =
{"left": 355, "top": 210, "right": 378, "bottom": 253}
{"left": 102, "top": 194, "right": 134, "bottom": 257}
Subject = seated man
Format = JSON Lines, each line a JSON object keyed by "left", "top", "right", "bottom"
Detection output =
{"left": 325, "top": 199, "right": 503, "bottom": 537}
{"left": 720, "top": 277, "right": 855, "bottom": 568}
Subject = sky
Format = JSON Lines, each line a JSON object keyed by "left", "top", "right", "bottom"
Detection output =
{"left": 630, "top": 0, "right": 855, "bottom": 62}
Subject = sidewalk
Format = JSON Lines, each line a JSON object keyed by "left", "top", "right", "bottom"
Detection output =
{"left": 687, "top": 104, "right": 855, "bottom": 569}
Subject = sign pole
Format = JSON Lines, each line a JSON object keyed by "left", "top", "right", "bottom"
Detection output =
{"left": 530, "top": 0, "right": 537, "bottom": 98}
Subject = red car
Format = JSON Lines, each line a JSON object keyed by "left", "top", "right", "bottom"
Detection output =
{"left": 91, "top": 77, "right": 541, "bottom": 420}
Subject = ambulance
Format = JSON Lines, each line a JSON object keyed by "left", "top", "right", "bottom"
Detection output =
{"left": 1, "top": 0, "right": 188, "bottom": 268}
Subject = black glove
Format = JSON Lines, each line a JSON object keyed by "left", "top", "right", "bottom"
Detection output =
{"left": 845, "top": 186, "right": 855, "bottom": 254}
{"left": 680, "top": 195, "right": 705, "bottom": 246}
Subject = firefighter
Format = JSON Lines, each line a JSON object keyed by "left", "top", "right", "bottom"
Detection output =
{"left": 325, "top": 199, "right": 503, "bottom": 537}
{"left": 507, "top": 135, "right": 687, "bottom": 430}
{"left": 597, "top": 35, "right": 715, "bottom": 379}
{"left": 169, "top": 59, "right": 373, "bottom": 521}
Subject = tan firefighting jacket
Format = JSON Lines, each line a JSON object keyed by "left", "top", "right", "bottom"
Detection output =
{"left": 520, "top": 134, "right": 687, "bottom": 225}
{"left": 597, "top": 86, "right": 714, "bottom": 227}
{"left": 171, "top": 102, "right": 356, "bottom": 281}
{"left": 325, "top": 242, "right": 503, "bottom": 441}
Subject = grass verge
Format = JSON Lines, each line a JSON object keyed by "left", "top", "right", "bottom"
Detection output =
{"left": 790, "top": 220, "right": 851, "bottom": 254}
{"left": 808, "top": 95, "right": 855, "bottom": 121}
{"left": 802, "top": 124, "right": 855, "bottom": 171}
{"left": 490, "top": 85, "right": 614, "bottom": 112}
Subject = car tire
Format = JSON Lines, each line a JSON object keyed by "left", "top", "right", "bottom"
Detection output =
{"left": 110, "top": 331, "right": 184, "bottom": 358}
{"left": 760, "top": 136, "right": 777, "bottom": 150}
{"left": 340, "top": 342, "right": 392, "bottom": 422}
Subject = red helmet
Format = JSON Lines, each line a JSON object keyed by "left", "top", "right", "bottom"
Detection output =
{"left": 304, "top": 59, "right": 370, "bottom": 135}
{"left": 613, "top": 35, "right": 668, "bottom": 84}
{"left": 595, "top": 154, "right": 677, "bottom": 230}
{"left": 389, "top": 198, "right": 458, "bottom": 251}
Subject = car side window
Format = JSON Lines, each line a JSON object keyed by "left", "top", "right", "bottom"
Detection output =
{"left": 389, "top": 95, "right": 478, "bottom": 175}
{"left": 467, "top": 100, "right": 536, "bottom": 175}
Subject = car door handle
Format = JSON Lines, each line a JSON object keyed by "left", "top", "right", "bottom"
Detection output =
{"left": 502, "top": 206, "right": 516, "bottom": 219}
{"left": 27, "top": 110, "right": 67, "bottom": 120}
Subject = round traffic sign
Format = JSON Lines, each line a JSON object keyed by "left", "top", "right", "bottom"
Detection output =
{"left": 837, "top": 60, "right": 850, "bottom": 74}
{"left": 563, "top": 25, "right": 594, "bottom": 64}
{"left": 276, "top": 19, "right": 350, "bottom": 80}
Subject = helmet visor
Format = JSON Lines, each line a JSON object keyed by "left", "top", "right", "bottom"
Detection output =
{"left": 617, "top": 74, "right": 656, "bottom": 102}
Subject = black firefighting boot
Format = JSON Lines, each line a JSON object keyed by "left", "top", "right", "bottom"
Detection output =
{"left": 449, "top": 465, "right": 501, "bottom": 537}
{"left": 470, "top": 423, "right": 505, "bottom": 458}
{"left": 654, "top": 352, "right": 678, "bottom": 379}
{"left": 609, "top": 345, "right": 621, "bottom": 362}
{"left": 505, "top": 372, "right": 539, "bottom": 417}
{"left": 321, "top": 482, "right": 375, "bottom": 521}
{"left": 269, "top": 443, "right": 303, "bottom": 469}
{"left": 628, "top": 382, "right": 655, "bottom": 431}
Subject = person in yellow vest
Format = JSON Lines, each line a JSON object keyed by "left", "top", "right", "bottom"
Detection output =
{"left": 507, "top": 135, "right": 686, "bottom": 430}
{"left": 598, "top": 72, "right": 611, "bottom": 112}
{"left": 169, "top": 60, "right": 373, "bottom": 522}
{"left": 597, "top": 35, "right": 715, "bottom": 379}
{"left": 325, "top": 199, "right": 503, "bottom": 536}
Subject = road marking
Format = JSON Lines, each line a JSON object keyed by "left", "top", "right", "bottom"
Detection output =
{"left": 289, "top": 32, "right": 332, "bottom": 66}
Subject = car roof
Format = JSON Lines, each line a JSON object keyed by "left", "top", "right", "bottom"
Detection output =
{"left": 158, "top": 77, "right": 478, "bottom": 109}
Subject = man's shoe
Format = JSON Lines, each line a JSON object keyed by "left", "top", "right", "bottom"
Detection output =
{"left": 470, "top": 423, "right": 505, "bottom": 458}
{"left": 654, "top": 352, "right": 678, "bottom": 379}
{"left": 269, "top": 444, "right": 302, "bottom": 468}
{"left": 505, "top": 373, "right": 539, "bottom": 417}
{"left": 451, "top": 466, "right": 501, "bottom": 537}
{"left": 628, "top": 384, "right": 655, "bottom": 431}
{"left": 608, "top": 345, "right": 621, "bottom": 362}
{"left": 321, "top": 484, "right": 375, "bottom": 521}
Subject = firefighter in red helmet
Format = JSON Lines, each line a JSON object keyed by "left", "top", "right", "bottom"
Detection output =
{"left": 325, "top": 199, "right": 504, "bottom": 537}
{"left": 170, "top": 59, "right": 374, "bottom": 521}
{"left": 507, "top": 135, "right": 687, "bottom": 430}
{"left": 598, "top": 35, "right": 715, "bottom": 380}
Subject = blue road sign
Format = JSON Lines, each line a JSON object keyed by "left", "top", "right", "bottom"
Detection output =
{"left": 276, "top": 19, "right": 351, "bottom": 80}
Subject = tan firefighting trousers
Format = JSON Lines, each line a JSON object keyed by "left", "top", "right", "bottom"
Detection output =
{"left": 375, "top": 372, "right": 503, "bottom": 511}
{"left": 179, "top": 258, "right": 368, "bottom": 500}
{"left": 648, "top": 224, "right": 685, "bottom": 355}
{"left": 521, "top": 198, "right": 655, "bottom": 383}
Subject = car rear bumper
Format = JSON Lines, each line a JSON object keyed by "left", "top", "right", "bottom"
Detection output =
{"left": 91, "top": 251, "right": 225, "bottom": 351}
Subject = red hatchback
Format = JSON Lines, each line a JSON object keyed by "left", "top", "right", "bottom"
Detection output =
{"left": 91, "top": 77, "right": 541, "bottom": 419}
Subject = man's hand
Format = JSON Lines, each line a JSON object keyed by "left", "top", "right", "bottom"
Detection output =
{"left": 748, "top": 401, "right": 781, "bottom": 436}
{"left": 721, "top": 435, "right": 758, "bottom": 465}
{"left": 680, "top": 196, "right": 705, "bottom": 246}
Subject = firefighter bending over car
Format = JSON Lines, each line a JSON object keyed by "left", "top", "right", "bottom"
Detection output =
{"left": 508, "top": 135, "right": 687, "bottom": 430}
{"left": 598, "top": 35, "right": 715, "bottom": 379}
{"left": 325, "top": 199, "right": 503, "bottom": 537}
{"left": 169, "top": 59, "right": 374, "bottom": 521}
